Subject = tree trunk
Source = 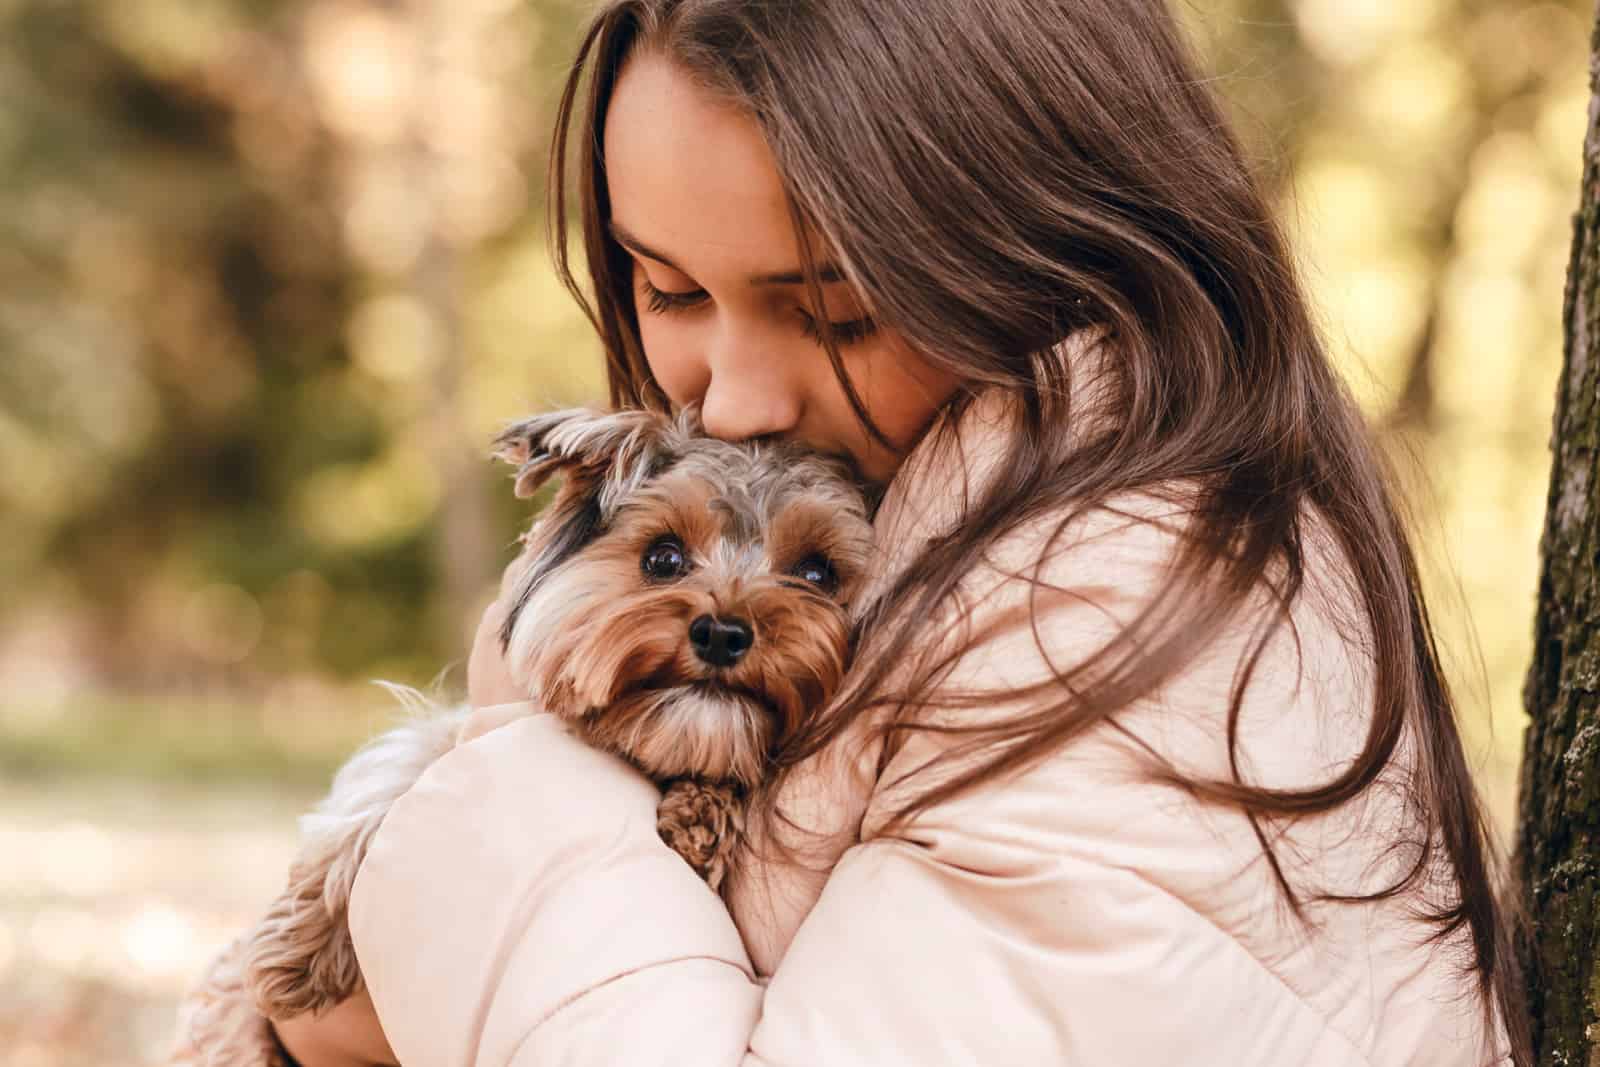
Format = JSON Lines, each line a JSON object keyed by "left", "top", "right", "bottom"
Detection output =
{"left": 1516, "top": 6, "right": 1600, "bottom": 1064}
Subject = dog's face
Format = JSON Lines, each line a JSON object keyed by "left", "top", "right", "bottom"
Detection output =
{"left": 492, "top": 408, "right": 875, "bottom": 787}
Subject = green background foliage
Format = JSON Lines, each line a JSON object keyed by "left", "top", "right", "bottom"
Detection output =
{"left": 0, "top": 0, "right": 1587, "bottom": 1061}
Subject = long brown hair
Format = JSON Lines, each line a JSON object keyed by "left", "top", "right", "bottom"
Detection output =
{"left": 547, "top": 1, "right": 1529, "bottom": 1061}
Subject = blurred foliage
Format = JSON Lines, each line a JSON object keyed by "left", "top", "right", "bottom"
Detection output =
{"left": 0, "top": 0, "right": 602, "bottom": 711}
{"left": 0, "top": 0, "right": 1589, "bottom": 828}
{"left": 0, "top": 693, "right": 374, "bottom": 786}
{"left": 1191, "top": 0, "right": 1590, "bottom": 823}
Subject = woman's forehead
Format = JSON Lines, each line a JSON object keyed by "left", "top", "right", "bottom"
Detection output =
{"left": 603, "top": 52, "right": 813, "bottom": 282}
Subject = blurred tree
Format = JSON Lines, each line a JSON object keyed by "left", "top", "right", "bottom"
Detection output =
{"left": 0, "top": 0, "right": 1587, "bottom": 803}
{"left": 1515, "top": 6, "right": 1600, "bottom": 1063}
{"left": 0, "top": 0, "right": 599, "bottom": 700}
{"left": 0, "top": 2, "right": 353, "bottom": 686}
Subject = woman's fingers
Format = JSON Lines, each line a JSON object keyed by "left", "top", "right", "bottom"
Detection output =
{"left": 500, "top": 541, "right": 537, "bottom": 597}
{"left": 467, "top": 594, "right": 527, "bottom": 708}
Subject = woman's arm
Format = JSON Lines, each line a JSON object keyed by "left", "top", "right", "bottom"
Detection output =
{"left": 330, "top": 497, "right": 1476, "bottom": 1065}
{"left": 344, "top": 703, "right": 1366, "bottom": 1067}
{"left": 347, "top": 711, "right": 765, "bottom": 1064}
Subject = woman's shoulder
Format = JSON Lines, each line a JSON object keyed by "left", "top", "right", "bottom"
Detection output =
{"left": 874, "top": 377, "right": 1380, "bottom": 789}
{"left": 859, "top": 486, "right": 1496, "bottom": 1064}
{"left": 874, "top": 484, "right": 1385, "bottom": 873}
{"left": 918, "top": 471, "right": 1372, "bottom": 745}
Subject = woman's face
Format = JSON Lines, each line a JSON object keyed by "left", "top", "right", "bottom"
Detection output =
{"left": 602, "top": 53, "right": 960, "bottom": 483}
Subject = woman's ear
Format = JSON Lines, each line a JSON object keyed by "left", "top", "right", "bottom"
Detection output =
{"left": 491, "top": 406, "right": 682, "bottom": 513}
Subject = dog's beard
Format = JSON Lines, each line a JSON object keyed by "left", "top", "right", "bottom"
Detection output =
{"left": 594, "top": 681, "right": 774, "bottom": 785}
{"left": 505, "top": 569, "right": 776, "bottom": 785}
{"left": 531, "top": 589, "right": 785, "bottom": 786}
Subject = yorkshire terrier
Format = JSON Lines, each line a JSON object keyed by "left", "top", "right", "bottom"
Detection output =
{"left": 170, "top": 406, "right": 874, "bottom": 1066}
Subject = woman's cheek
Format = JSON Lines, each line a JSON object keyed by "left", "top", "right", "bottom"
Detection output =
{"left": 849, "top": 338, "right": 959, "bottom": 452}
{"left": 636, "top": 313, "right": 703, "bottom": 408}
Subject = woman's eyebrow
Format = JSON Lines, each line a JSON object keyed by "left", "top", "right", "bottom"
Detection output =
{"left": 609, "top": 220, "right": 846, "bottom": 287}
{"left": 609, "top": 221, "right": 686, "bottom": 272}
{"left": 748, "top": 263, "right": 847, "bottom": 287}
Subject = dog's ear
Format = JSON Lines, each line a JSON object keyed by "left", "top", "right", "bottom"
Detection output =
{"left": 492, "top": 407, "right": 683, "bottom": 514}
{"left": 492, "top": 408, "right": 690, "bottom": 657}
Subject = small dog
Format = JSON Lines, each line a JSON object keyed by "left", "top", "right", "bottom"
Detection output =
{"left": 170, "top": 406, "right": 874, "bottom": 1065}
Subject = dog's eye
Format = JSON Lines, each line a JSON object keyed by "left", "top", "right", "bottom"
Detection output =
{"left": 790, "top": 554, "right": 836, "bottom": 591}
{"left": 642, "top": 537, "right": 689, "bottom": 580}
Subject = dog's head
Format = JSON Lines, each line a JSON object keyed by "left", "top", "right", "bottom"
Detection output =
{"left": 492, "top": 407, "right": 874, "bottom": 787}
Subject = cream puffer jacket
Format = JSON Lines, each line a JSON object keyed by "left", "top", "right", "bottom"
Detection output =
{"left": 347, "top": 388, "right": 1507, "bottom": 1067}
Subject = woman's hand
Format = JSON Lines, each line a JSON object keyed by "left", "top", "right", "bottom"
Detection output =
{"left": 270, "top": 988, "right": 397, "bottom": 1067}
{"left": 467, "top": 548, "right": 537, "bottom": 709}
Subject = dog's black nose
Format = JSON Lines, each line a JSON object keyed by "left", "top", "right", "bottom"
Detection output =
{"left": 689, "top": 614, "right": 753, "bottom": 668}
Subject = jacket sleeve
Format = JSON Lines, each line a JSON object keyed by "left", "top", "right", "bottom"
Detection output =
{"left": 346, "top": 708, "right": 1367, "bottom": 1067}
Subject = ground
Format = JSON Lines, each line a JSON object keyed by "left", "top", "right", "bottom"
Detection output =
{"left": 0, "top": 776, "right": 319, "bottom": 1067}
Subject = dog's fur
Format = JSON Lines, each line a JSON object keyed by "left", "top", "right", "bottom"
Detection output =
{"left": 170, "top": 407, "right": 874, "bottom": 1065}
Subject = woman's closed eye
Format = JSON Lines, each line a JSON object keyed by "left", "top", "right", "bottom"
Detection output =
{"left": 641, "top": 277, "right": 709, "bottom": 314}
{"left": 798, "top": 309, "right": 878, "bottom": 346}
{"left": 638, "top": 276, "right": 878, "bottom": 348}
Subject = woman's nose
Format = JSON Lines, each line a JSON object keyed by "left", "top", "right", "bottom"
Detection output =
{"left": 696, "top": 340, "right": 802, "bottom": 443}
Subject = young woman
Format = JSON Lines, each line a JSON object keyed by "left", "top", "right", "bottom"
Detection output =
{"left": 276, "top": 1, "right": 1528, "bottom": 1063}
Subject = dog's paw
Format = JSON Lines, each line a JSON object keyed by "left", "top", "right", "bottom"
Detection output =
{"left": 657, "top": 779, "right": 745, "bottom": 891}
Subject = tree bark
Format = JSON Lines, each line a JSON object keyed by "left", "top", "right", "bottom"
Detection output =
{"left": 1516, "top": 6, "right": 1600, "bottom": 1065}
